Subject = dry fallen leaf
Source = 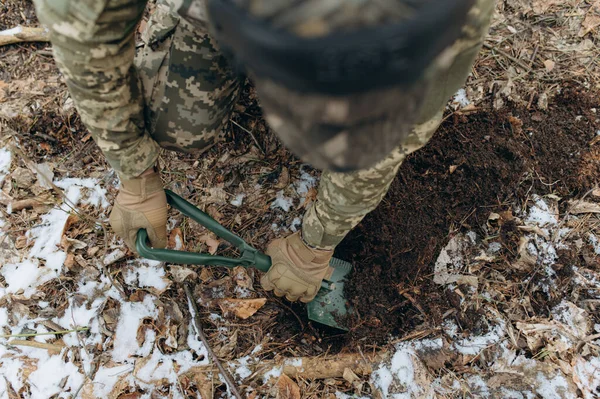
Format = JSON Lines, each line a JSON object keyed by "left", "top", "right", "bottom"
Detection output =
{"left": 15, "top": 235, "right": 27, "bottom": 249}
{"left": 64, "top": 253, "right": 76, "bottom": 270}
{"left": 0, "top": 80, "right": 8, "bottom": 102}
{"left": 34, "top": 163, "right": 54, "bottom": 189}
{"left": 168, "top": 265, "right": 198, "bottom": 283}
{"left": 11, "top": 167, "right": 34, "bottom": 189}
{"left": 218, "top": 298, "right": 266, "bottom": 319}
{"left": 232, "top": 266, "right": 253, "bottom": 289}
{"left": 531, "top": 0, "right": 562, "bottom": 14}
{"left": 343, "top": 367, "right": 359, "bottom": 384}
{"left": 61, "top": 214, "right": 80, "bottom": 236}
{"left": 543, "top": 59, "right": 555, "bottom": 72}
{"left": 449, "top": 165, "right": 459, "bottom": 174}
{"left": 275, "top": 167, "right": 290, "bottom": 189}
{"left": 168, "top": 227, "right": 184, "bottom": 250}
{"left": 199, "top": 268, "right": 213, "bottom": 282}
{"left": 298, "top": 187, "right": 318, "bottom": 210}
{"left": 512, "top": 236, "right": 537, "bottom": 271}
{"left": 198, "top": 234, "right": 220, "bottom": 255}
{"left": 568, "top": 200, "right": 600, "bottom": 214}
{"left": 276, "top": 374, "right": 301, "bottom": 399}
{"left": 215, "top": 330, "right": 238, "bottom": 359}
{"left": 579, "top": 0, "right": 600, "bottom": 36}
{"left": 203, "top": 186, "right": 228, "bottom": 205}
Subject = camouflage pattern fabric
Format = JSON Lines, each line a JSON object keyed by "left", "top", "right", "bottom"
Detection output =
{"left": 33, "top": 0, "right": 159, "bottom": 179}
{"left": 34, "top": 0, "right": 494, "bottom": 250}
{"left": 296, "top": 0, "right": 494, "bottom": 249}
{"left": 33, "top": 0, "right": 239, "bottom": 178}
{"left": 298, "top": 0, "right": 495, "bottom": 249}
{"left": 301, "top": 114, "right": 444, "bottom": 249}
{"left": 137, "top": 1, "right": 240, "bottom": 154}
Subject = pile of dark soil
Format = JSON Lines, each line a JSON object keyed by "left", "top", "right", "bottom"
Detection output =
{"left": 335, "top": 86, "right": 599, "bottom": 345}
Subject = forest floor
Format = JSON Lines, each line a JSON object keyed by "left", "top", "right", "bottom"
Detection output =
{"left": 0, "top": 0, "right": 599, "bottom": 398}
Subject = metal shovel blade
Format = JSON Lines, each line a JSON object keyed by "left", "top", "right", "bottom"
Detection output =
{"left": 307, "top": 257, "right": 353, "bottom": 331}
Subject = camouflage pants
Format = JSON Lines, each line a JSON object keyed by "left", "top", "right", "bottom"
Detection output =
{"left": 138, "top": 0, "right": 494, "bottom": 249}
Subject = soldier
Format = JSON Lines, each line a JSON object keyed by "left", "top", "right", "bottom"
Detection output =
{"left": 33, "top": 0, "right": 493, "bottom": 302}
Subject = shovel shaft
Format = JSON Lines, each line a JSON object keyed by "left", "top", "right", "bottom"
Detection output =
{"left": 134, "top": 190, "right": 352, "bottom": 330}
{"left": 135, "top": 190, "right": 272, "bottom": 272}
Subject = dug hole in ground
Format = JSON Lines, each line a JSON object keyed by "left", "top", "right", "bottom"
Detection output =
{"left": 0, "top": 0, "right": 599, "bottom": 398}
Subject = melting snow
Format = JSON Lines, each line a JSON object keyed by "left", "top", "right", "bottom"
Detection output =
{"left": 230, "top": 193, "right": 245, "bottom": 207}
{"left": 588, "top": 233, "right": 600, "bottom": 254}
{"left": 453, "top": 88, "right": 471, "bottom": 107}
{"left": 0, "top": 147, "right": 11, "bottom": 184}
{"left": 92, "top": 365, "right": 132, "bottom": 398}
{"left": 235, "top": 355, "right": 252, "bottom": 380}
{"left": 451, "top": 319, "right": 506, "bottom": 355}
{"left": 526, "top": 195, "right": 558, "bottom": 226}
{"left": 295, "top": 170, "right": 316, "bottom": 201}
{"left": 289, "top": 217, "right": 301, "bottom": 232}
{"left": 573, "top": 356, "right": 600, "bottom": 399}
{"left": 28, "top": 352, "right": 85, "bottom": 398}
{"left": 124, "top": 260, "right": 168, "bottom": 291}
{"left": 371, "top": 342, "right": 432, "bottom": 398}
{"left": 112, "top": 295, "right": 159, "bottom": 362}
{"left": 54, "top": 177, "right": 110, "bottom": 209}
{"left": 271, "top": 190, "right": 294, "bottom": 212}
{"left": 0, "top": 260, "right": 50, "bottom": 298}
{"left": 263, "top": 366, "right": 283, "bottom": 382}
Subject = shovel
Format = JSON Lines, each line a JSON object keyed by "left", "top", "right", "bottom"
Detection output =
{"left": 136, "top": 189, "right": 352, "bottom": 330}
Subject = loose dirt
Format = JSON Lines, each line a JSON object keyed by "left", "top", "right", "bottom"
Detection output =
{"left": 334, "top": 86, "right": 599, "bottom": 346}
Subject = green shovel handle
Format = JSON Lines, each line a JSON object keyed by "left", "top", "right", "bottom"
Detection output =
{"left": 136, "top": 189, "right": 272, "bottom": 272}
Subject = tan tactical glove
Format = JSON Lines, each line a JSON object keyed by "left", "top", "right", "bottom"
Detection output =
{"left": 109, "top": 169, "right": 168, "bottom": 252}
{"left": 261, "top": 232, "right": 333, "bottom": 302}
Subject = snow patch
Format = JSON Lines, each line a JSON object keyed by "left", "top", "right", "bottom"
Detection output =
{"left": 271, "top": 190, "right": 294, "bottom": 212}
{"left": 124, "top": 260, "right": 168, "bottom": 291}
{"left": 263, "top": 366, "right": 283, "bottom": 382}
{"left": 289, "top": 217, "right": 301, "bottom": 232}
{"left": 54, "top": 177, "right": 110, "bottom": 209}
{"left": 526, "top": 196, "right": 558, "bottom": 226}
{"left": 112, "top": 295, "right": 159, "bottom": 363}
{"left": 235, "top": 356, "right": 252, "bottom": 380}
{"left": 93, "top": 364, "right": 132, "bottom": 398}
{"left": 0, "top": 147, "right": 11, "bottom": 184}
{"left": 28, "top": 352, "right": 85, "bottom": 399}
{"left": 453, "top": 88, "right": 471, "bottom": 107}
{"left": 230, "top": 193, "right": 245, "bottom": 207}
{"left": 0, "top": 259, "right": 52, "bottom": 298}
{"left": 453, "top": 320, "right": 506, "bottom": 355}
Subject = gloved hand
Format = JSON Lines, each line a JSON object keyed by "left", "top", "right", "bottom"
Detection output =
{"left": 261, "top": 232, "right": 333, "bottom": 302}
{"left": 109, "top": 168, "right": 168, "bottom": 252}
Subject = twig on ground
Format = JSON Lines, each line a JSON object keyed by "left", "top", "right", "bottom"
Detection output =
{"left": 273, "top": 298, "right": 305, "bottom": 331}
{"left": 7, "top": 340, "right": 64, "bottom": 354}
{"left": 483, "top": 42, "right": 532, "bottom": 73}
{"left": 230, "top": 119, "right": 265, "bottom": 154}
{"left": 8, "top": 196, "right": 52, "bottom": 212}
{"left": 0, "top": 26, "right": 50, "bottom": 47}
{"left": 185, "top": 284, "right": 243, "bottom": 399}
{"left": 0, "top": 327, "right": 89, "bottom": 338}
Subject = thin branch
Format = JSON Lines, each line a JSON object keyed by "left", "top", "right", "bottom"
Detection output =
{"left": 483, "top": 42, "right": 533, "bottom": 73}
{"left": 185, "top": 284, "right": 243, "bottom": 399}
{"left": 0, "top": 26, "right": 50, "bottom": 47}
{"left": 0, "top": 327, "right": 89, "bottom": 338}
{"left": 7, "top": 340, "right": 64, "bottom": 354}
{"left": 230, "top": 119, "right": 265, "bottom": 154}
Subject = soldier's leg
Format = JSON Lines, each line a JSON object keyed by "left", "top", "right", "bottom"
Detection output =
{"left": 135, "top": 1, "right": 240, "bottom": 153}
{"left": 302, "top": 0, "right": 495, "bottom": 249}
{"left": 302, "top": 114, "right": 442, "bottom": 249}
